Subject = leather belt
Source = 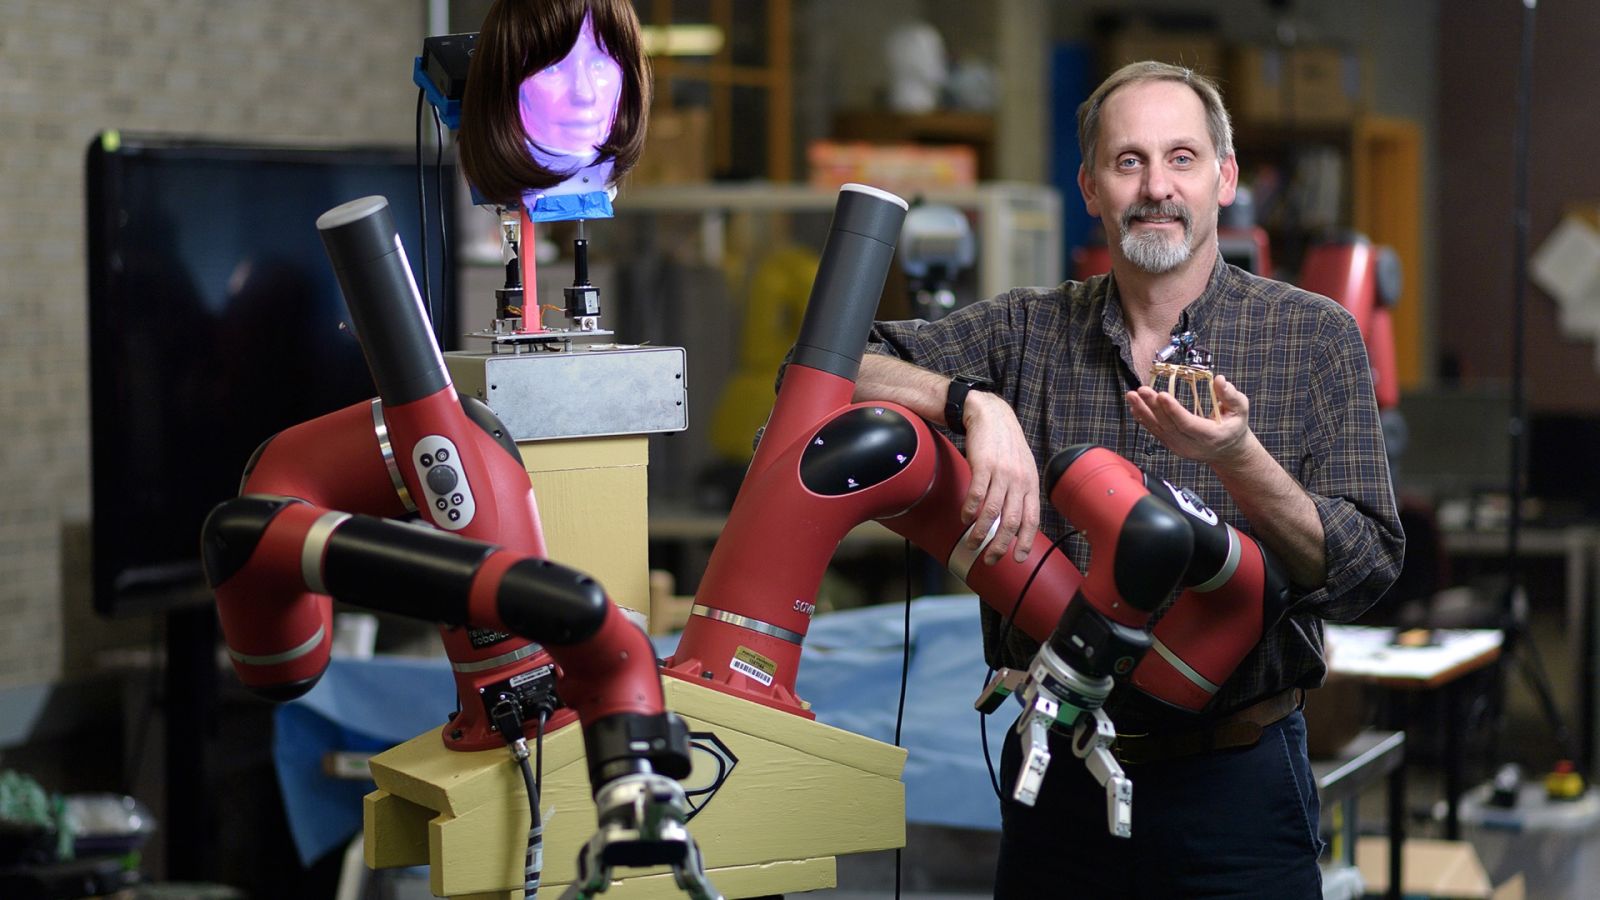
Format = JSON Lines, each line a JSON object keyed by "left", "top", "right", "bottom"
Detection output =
{"left": 1111, "top": 688, "right": 1304, "bottom": 767}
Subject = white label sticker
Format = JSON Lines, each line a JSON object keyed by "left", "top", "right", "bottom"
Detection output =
{"left": 730, "top": 656, "right": 775, "bottom": 687}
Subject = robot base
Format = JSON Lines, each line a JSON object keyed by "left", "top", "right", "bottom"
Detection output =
{"left": 364, "top": 674, "right": 907, "bottom": 898}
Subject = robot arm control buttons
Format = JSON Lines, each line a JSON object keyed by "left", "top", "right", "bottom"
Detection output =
{"left": 412, "top": 435, "right": 475, "bottom": 531}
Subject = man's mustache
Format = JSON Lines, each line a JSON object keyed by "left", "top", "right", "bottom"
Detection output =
{"left": 1121, "top": 200, "right": 1193, "bottom": 233}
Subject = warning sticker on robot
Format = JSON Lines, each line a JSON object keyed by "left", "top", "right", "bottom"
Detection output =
{"left": 730, "top": 647, "right": 777, "bottom": 687}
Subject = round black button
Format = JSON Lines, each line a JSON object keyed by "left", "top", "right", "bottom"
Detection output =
{"left": 447, "top": 509, "right": 461, "bottom": 521}
{"left": 426, "top": 464, "right": 459, "bottom": 495}
{"left": 420, "top": 453, "right": 434, "bottom": 467}
{"left": 435, "top": 448, "right": 450, "bottom": 462}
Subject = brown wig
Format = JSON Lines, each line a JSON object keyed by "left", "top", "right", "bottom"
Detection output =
{"left": 459, "top": 0, "right": 651, "bottom": 207}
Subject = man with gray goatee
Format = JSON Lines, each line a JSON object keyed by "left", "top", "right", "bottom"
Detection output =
{"left": 855, "top": 61, "right": 1405, "bottom": 897}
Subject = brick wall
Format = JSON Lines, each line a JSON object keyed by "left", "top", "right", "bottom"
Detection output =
{"left": 0, "top": 1, "right": 423, "bottom": 689}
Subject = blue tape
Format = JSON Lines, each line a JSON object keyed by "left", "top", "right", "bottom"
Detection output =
{"left": 523, "top": 190, "right": 615, "bottom": 222}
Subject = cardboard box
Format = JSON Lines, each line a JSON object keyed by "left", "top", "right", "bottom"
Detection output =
{"left": 1226, "top": 45, "right": 1288, "bottom": 125}
{"left": 1357, "top": 837, "right": 1494, "bottom": 899}
{"left": 519, "top": 436, "right": 651, "bottom": 621}
{"left": 1289, "top": 45, "right": 1367, "bottom": 125}
{"left": 1101, "top": 27, "right": 1225, "bottom": 80}
{"left": 1226, "top": 44, "right": 1367, "bottom": 126}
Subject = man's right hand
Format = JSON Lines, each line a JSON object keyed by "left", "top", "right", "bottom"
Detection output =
{"left": 960, "top": 391, "right": 1039, "bottom": 565}
{"left": 855, "top": 354, "right": 1040, "bottom": 564}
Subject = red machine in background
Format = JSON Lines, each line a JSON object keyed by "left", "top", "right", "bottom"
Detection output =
{"left": 1299, "top": 234, "right": 1404, "bottom": 410}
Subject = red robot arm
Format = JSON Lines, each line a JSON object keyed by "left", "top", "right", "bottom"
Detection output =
{"left": 211, "top": 195, "right": 569, "bottom": 751}
{"left": 206, "top": 192, "right": 693, "bottom": 781}
{"left": 205, "top": 195, "right": 721, "bottom": 896}
{"left": 1129, "top": 474, "right": 1294, "bottom": 712}
{"left": 653, "top": 185, "right": 1292, "bottom": 841}
{"left": 996, "top": 445, "right": 1294, "bottom": 835}
{"left": 663, "top": 186, "right": 1084, "bottom": 713}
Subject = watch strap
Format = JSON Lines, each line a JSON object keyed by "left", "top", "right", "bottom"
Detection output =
{"left": 945, "top": 374, "right": 992, "bottom": 436}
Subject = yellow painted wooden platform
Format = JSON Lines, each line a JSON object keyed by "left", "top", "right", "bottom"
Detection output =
{"left": 365, "top": 676, "right": 907, "bottom": 898}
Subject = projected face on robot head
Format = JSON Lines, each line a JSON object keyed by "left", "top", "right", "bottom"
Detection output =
{"left": 518, "top": 15, "right": 623, "bottom": 166}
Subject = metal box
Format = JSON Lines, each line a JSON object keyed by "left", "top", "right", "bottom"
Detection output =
{"left": 444, "top": 346, "right": 687, "bottom": 442}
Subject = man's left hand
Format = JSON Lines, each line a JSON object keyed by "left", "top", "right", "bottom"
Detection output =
{"left": 1125, "top": 374, "right": 1252, "bottom": 466}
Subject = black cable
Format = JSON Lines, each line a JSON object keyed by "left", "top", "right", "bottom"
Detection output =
{"left": 415, "top": 89, "right": 432, "bottom": 320}
{"left": 432, "top": 104, "right": 449, "bottom": 344}
{"left": 979, "top": 698, "right": 1002, "bottom": 799}
{"left": 537, "top": 708, "right": 548, "bottom": 796}
{"left": 527, "top": 709, "right": 550, "bottom": 899}
{"left": 518, "top": 753, "right": 542, "bottom": 899}
{"left": 979, "top": 528, "right": 1077, "bottom": 800}
{"left": 894, "top": 539, "right": 914, "bottom": 748}
{"left": 490, "top": 697, "right": 545, "bottom": 898}
{"left": 892, "top": 539, "right": 915, "bottom": 900}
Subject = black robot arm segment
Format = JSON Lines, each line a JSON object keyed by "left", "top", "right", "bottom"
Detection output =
{"left": 790, "top": 184, "right": 909, "bottom": 380}
{"left": 316, "top": 196, "right": 449, "bottom": 406}
{"left": 202, "top": 496, "right": 606, "bottom": 636}
{"left": 460, "top": 393, "right": 525, "bottom": 465}
{"left": 203, "top": 496, "right": 676, "bottom": 734}
{"left": 203, "top": 493, "right": 619, "bottom": 639}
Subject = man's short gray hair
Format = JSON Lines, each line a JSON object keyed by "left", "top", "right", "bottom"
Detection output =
{"left": 1077, "top": 60, "right": 1234, "bottom": 170}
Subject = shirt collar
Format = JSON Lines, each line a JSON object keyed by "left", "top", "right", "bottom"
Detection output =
{"left": 1099, "top": 255, "right": 1232, "bottom": 342}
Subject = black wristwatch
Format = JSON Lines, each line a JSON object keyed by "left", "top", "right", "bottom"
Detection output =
{"left": 944, "top": 373, "right": 994, "bottom": 436}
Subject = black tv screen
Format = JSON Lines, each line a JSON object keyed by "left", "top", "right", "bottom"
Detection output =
{"left": 86, "top": 133, "right": 458, "bottom": 616}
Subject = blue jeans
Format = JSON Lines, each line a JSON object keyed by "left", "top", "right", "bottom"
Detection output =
{"left": 994, "top": 710, "right": 1324, "bottom": 899}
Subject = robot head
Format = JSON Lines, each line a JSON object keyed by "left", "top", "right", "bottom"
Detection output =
{"left": 518, "top": 14, "right": 623, "bottom": 163}
{"left": 460, "top": 0, "right": 651, "bottom": 207}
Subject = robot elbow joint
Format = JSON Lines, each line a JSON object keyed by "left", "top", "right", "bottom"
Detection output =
{"left": 200, "top": 495, "right": 301, "bottom": 588}
{"left": 1111, "top": 498, "right": 1194, "bottom": 611}
{"left": 496, "top": 559, "right": 610, "bottom": 645}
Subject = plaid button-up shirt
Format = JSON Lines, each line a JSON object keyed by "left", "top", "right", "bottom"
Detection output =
{"left": 868, "top": 260, "right": 1405, "bottom": 732}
